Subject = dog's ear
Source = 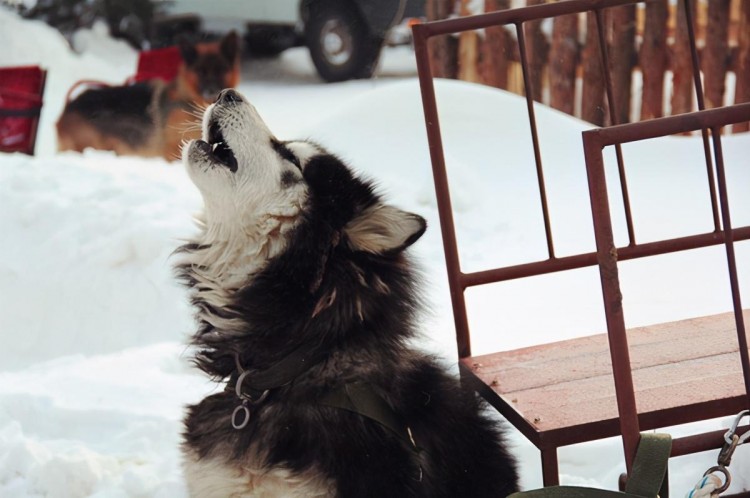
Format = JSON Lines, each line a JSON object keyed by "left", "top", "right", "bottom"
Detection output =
{"left": 179, "top": 37, "right": 198, "bottom": 66}
{"left": 344, "top": 204, "right": 426, "bottom": 254}
{"left": 220, "top": 31, "right": 240, "bottom": 62}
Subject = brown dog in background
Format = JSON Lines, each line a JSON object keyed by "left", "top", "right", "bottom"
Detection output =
{"left": 56, "top": 31, "right": 240, "bottom": 161}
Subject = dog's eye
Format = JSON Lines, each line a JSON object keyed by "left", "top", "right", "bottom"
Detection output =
{"left": 272, "top": 140, "right": 301, "bottom": 171}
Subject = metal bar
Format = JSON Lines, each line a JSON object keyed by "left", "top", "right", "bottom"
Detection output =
{"left": 671, "top": 425, "right": 750, "bottom": 457}
{"left": 595, "top": 8, "right": 636, "bottom": 245}
{"left": 413, "top": 26, "right": 473, "bottom": 359}
{"left": 419, "top": 0, "right": 642, "bottom": 37}
{"left": 583, "top": 130, "right": 640, "bottom": 472}
{"left": 709, "top": 129, "right": 750, "bottom": 401}
{"left": 683, "top": 0, "right": 722, "bottom": 231}
{"left": 540, "top": 448, "right": 560, "bottom": 487}
{"left": 463, "top": 252, "right": 598, "bottom": 287}
{"left": 460, "top": 226, "right": 750, "bottom": 288}
{"left": 517, "top": 22, "right": 555, "bottom": 259}
{"left": 589, "top": 102, "right": 750, "bottom": 146}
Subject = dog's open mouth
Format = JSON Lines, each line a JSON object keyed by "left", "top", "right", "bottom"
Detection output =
{"left": 196, "top": 120, "right": 238, "bottom": 172}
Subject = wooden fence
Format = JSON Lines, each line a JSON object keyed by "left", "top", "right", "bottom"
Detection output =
{"left": 427, "top": 0, "right": 750, "bottom": 132}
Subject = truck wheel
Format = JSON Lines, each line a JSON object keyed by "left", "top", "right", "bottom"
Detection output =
{"left": 305, "top": 2, "right": 384, "bottom": 82}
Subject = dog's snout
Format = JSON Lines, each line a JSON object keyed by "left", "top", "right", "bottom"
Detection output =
{"left": 217, "top": 89, "right": 243, "bottom": 105}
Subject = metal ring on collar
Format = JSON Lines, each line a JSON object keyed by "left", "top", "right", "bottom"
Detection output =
{"left": 232, "top": 404, "right": 251, "bottom": 430}
{"left": 234, "top": 370, "right": 270, "bottom": 404}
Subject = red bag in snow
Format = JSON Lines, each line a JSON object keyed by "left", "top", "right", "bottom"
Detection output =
{"left": 0, "top": 65, "right": 47, "bottom": 155}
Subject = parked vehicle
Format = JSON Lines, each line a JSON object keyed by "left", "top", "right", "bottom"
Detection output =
{"left": 154, "top": 0, "right": 425, "bottom": 82}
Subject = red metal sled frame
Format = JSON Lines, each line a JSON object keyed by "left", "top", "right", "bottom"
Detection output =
{"left": 413, "top": 0, "right": 749, "bottom": 489}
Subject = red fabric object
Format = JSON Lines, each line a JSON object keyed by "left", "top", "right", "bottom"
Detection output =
{"left": 132, "top": 46, "right": 182, "bottom": 83}
{"left": 0, "top": 65, "right": 46, "bottom": 155}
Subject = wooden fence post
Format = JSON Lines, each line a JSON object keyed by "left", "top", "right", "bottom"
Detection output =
{"left": 733, "top": 0, "right": 750, "bottom": 132}
{"left": 671, "top": 0, "right": 696, "bottom": 116}
{"left": 549, "top": 11, "right": 579, "bottom": 115}
{"left": 582, "top": 11, "right": 606, "bottom": 125}
{"left": 640, "top": 0, "right": 668, "bottom": 120}
{"left": 426, "top": 0, "right": 459, "bottom": 79}
{"left": 608, "top": 4, "right": 636, "bottom": 124}
{"left": 479, "top": 0, "right": 511, "bottom": 89}
{"left": 524, "top": 0, "right": 549, "bottom": 103}
{"left": 703, "top": 0, "right": 731, "bottom": 109}
{"left": 458, "top": 0, "right": 480, "bottom": 82}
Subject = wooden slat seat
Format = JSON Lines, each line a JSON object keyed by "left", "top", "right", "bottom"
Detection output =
{"left": 462, "top": 310, "right": 749, "bottom": 449}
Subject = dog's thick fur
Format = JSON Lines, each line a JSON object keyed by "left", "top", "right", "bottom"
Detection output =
{"left": 175, "top": 89, "right": 519, "bottom": 497}
{"left": 56, "top": 32, "right": 240, "bottom": 161}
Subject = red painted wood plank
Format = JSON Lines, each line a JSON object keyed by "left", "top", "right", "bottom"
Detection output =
{"left": 463, "top": 310, "right": 749, "bottom": 438}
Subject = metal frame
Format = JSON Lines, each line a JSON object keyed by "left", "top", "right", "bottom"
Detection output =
{"left": 413, "top": 0, "right": 749, "bottom": 486}
{"left": 583, "top": 101, "right": 750, "bottom": 472}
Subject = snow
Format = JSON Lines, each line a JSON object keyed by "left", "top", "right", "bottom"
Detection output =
{"left": 1, "top": 6, "right": 749, "bottom": 497}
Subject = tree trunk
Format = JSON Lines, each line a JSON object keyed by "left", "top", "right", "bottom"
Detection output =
{"left": 640, "top": 0, "right": 668, "bottom": 120}
{"left": 582, "top": 11, "right": 605, "bottom": 125}
{"left": 671, "top": 0, "right": 696, "bottom": 116}
{"left": 549, "top": 12, "right": 579, "bottom": 116}
{"left": 608, "top": 4, "right": 636, "bottom": 124}
{"left": 426, "top": 0, "right": 459, "bottom": 79}
{"left": 702, "top": 0, "right": 731, "bottom": 109}
{"left": 734, "top": 0, "right": 750, "bottom": 132}
{"left": 523, "top": 0, "right": 548, "bottom": 103}
{"left": 479, "top": 0, "right": 510, "bottom": 89}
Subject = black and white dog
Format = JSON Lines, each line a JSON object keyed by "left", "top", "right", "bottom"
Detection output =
{"left": 175, "top": 88, "right": 519, "bottom": 497}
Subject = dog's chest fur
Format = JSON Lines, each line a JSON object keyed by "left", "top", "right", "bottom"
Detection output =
{"left": 178, "top": 214, "right": 326, "bottom": 495}
{"left": 183, "top": 451, "right": 333, "bottom": 497}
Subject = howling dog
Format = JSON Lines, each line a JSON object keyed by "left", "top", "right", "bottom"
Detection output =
{"left": 56, "top": 32, "right": 240, "bottom": 161}
{"left": 174, "top": 88, "right": 519, "bottom": 497}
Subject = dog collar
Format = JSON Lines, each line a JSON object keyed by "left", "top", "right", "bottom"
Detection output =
{"left": 228, "top": 347, "right": 327, "bottom": 429}
{"left": 226, "top": 350, "right": 423, "bottom": 476}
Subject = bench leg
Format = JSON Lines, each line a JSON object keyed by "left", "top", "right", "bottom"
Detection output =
{"left": 541, "top": 448, "right": 559, "bottom": 486}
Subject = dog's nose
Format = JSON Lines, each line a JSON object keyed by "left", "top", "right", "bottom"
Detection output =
{"left": 217, "top": 89, "right": 243, "bottom": 105}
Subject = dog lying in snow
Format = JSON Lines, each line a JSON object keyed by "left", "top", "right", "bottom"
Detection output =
{"left": 57, "top": 32, "right": 240, "bottom": 161}
{"left": 174, "top": 88, "right": 519, "bottom": 497}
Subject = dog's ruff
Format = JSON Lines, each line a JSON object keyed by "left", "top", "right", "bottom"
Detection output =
{"left": 175, "top": 89, "right": 519, "bottom": 497}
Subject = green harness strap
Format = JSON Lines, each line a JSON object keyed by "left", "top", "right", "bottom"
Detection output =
{"left": 320, "top": 381, "right": 419, "bottom": 451}
{"left": 509, "top": 433, "right": 672, "bottom": 498}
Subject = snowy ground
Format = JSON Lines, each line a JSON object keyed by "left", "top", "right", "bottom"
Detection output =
{"left": 1, "top": 8, "right": 749, "bottom": 497}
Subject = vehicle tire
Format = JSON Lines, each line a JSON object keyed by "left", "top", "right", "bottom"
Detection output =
{"left": 305, "top": 1, "right": 384, "bottom": 82}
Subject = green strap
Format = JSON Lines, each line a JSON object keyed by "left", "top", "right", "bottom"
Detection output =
{"left": 625, "top": 433, "right": 671, "bottom": 498}
{"left": 320, "top": 382, "right": 417, "bottom": 449}
{"left": 509, "top": 433, "right": 672, "bottom": 498}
